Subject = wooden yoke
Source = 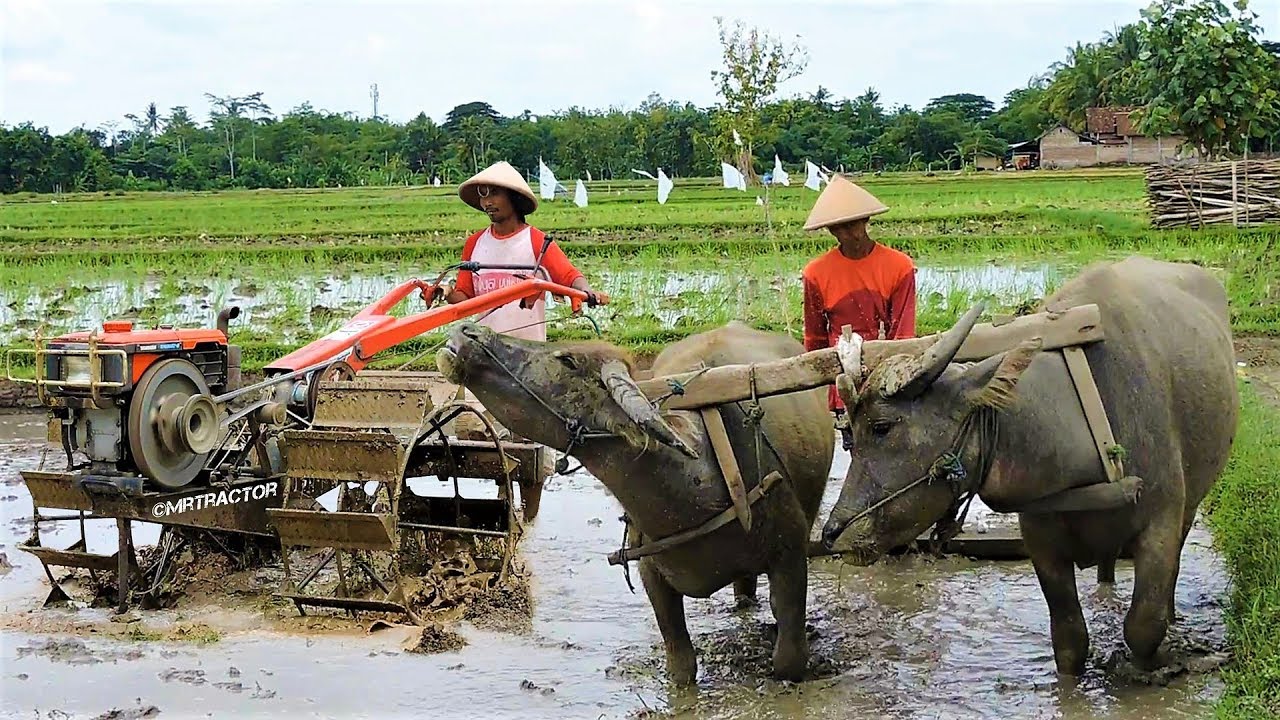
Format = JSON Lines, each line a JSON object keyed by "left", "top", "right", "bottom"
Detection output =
{"left": 637, "top": 304, "right": 1105, "bottom": 411}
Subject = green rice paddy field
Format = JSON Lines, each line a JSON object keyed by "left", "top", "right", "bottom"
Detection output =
{"left": 0, "top": 167, "right": 1275, "bottom": 371}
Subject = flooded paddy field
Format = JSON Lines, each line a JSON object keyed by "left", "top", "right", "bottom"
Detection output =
{"left": 0, "top": 411, "right": 1231, "bottom": 720}
{"left": 0, "top": 257, "right": 1068, "bottom": 347}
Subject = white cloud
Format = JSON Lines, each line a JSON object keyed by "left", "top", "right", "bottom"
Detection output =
{"left": 4, "top": 60, "right": 72, "bottom": 86}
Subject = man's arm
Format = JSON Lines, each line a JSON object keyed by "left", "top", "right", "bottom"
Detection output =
{"left": 802, "top": 274, "right": 830, "bottom": 351}
{"left": 444, "top": 232, "right": 482, "bottom": 304}
{"left": 539, "top": 238, "right": 586, "bottom": 289}
{"left": 886, "top": 269, "right": 917, "bottom": 339}
{"left": 538, "top": 236, "right": 604, "bottom": 304}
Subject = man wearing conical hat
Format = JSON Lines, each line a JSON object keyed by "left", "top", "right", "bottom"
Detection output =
{"left": 442, "top": 161, "right": 601, "bottom": 342}
{"left": 801, "top": 175, "right": 917, "bottom": 446}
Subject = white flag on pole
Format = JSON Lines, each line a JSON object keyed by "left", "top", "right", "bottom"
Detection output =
{"left": 631, "top": 168, "right": 656, "bottom": 180}
{"left": 432, "top": 176, "right": 441, "bottom": 187}
{"left": 721, "top": 163, "right": 746, "bottom": 191}
{"left": 538, "top": 159, "right": 558, "bottom": 200}
{"left": 804, "top": 160, "right": 825, "bottom": 191}
{"left": 574, "top": 179, "right": 588, "bottom": 207}
{"left": 773, "top": 155, "right": 791, "bottom": 186}
{"left": 657, "top": 169, "right": 673, "bottom": 204}
{"left": 732, "top": 128, "right": 743, "bottom": 146}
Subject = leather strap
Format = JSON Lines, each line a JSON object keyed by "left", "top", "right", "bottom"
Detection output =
{"left": 1061, "top": 346, "right": 1126, "bottom": 482}
{"left": 700, "top": 407, "right": 752, "bottom": 532}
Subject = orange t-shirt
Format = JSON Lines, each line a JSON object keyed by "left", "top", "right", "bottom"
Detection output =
{"left": 802, "top": 243, "right": 917, "bottom": 410}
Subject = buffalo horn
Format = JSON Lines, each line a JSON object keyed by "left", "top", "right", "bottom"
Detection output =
{"left": 601, "top": 360, "right": 699, "bottom": 458}
{"left": 835, "top": 372, "right": 859, "bottom": 409}
{"left": 894, "top": 301, "right": 986, "bottom": 399}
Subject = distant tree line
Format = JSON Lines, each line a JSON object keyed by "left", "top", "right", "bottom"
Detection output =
{"left": 3, "top": 0, "right": 1278, "bottom": 194}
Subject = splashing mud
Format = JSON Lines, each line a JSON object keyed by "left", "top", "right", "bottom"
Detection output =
{"left": 0, "top": 411, "right": 1230, "bottom": 719}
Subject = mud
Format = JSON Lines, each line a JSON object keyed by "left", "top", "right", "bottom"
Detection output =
{"left": 0, "top": 367, "right": 1259, "bottom": 720}
{"left": 1236, "top": 336, "right": 1280, "bottom": 407}
{"left": 403, "top": 623, "right": 469, "bottom": 654}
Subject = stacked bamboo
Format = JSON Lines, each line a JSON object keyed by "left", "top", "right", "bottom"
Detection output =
{"left": 1145, "top": 158, "right": 1280, "bottom": 228}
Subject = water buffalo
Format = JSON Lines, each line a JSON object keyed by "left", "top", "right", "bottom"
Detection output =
{"left": 437, "top": 321, "right": 834, "bottom": 684}
{"left": 821, "top": 256, "right": 1238, "bottom": 675}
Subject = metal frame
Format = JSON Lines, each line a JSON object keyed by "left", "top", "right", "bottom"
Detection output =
{"left": 6, "top": 329, "right": 129, "bottom": 407}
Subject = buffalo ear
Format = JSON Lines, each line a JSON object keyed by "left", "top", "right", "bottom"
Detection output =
{"left": 967, "top": 338, "right": 1043, "bottom": 411}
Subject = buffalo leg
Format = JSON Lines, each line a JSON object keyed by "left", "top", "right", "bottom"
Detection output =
{"left": 733, "top": 575, "right": 758, "bottom": 610}
{"left": 1024, "top": 520, "right": 1088, "bottom": 675}
{"left": 1096, "top": 556, "right": 1116, "bottom": 584}
{"left": 766, "top": 551, "right": 809, "bottom": 681}
{"left": 639, "top": 558, "right": 697, "bottom": 686}
{"left": 1125, "top": 517, "right": 1182, "bottom": 668}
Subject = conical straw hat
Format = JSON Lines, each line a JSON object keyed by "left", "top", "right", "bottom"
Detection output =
{"left": 803, "top": 175, "right": 889, "bottom": 231}
{"left": 459, "top": 161, "right": 538, "bottom": 215}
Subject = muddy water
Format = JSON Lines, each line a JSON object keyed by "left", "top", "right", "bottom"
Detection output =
{"left": 0, "top": 262, "right": 1062, "bottom": 344}
{"left": 0, "top": 413, "right": 1225, "bottom": 719}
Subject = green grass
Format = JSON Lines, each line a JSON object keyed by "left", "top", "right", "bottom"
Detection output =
{"left": 1202, "top": 385, "right": 1280, "bottom": 718}
{"left": 0, "top": 169, "right": 1149, "bottom": 244}
{"left": 0, "top": 167, "right": 1276, "bottom": 371}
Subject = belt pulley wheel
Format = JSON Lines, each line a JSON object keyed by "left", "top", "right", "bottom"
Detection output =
{"left": 305, "top": 359, "right": 356, "bottom": 419}
{"left": 128, "top": 358, "right": 214, "bottom": 489}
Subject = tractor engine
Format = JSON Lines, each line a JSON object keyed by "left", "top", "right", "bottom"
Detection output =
{"left": 36, "top": 308, "right": 242, "bottom": 490}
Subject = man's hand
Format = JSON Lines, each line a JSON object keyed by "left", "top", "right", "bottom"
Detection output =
{"left": 427, "top": 280, "right": 452, "bottom": 306}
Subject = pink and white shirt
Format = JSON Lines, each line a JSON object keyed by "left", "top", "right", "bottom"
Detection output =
{"left": 456, "top": 225, "right": 584, "bottom": 341}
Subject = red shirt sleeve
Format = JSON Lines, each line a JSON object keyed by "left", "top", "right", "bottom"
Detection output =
{"left": 530, "top": 229, "right": 584, "bottom": 287}
{"left": 886, "top": 269, "right": 917, "bottom": 339}
{"left": 455, "top": 230, "right": 483, "bottom": 298}
{"left": 802, "top": 271, "right": 829, "bottom": 351}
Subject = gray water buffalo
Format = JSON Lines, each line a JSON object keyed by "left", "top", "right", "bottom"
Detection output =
{"left": 821, "top": 256, "right": 1238, "bottom": 675}
{"left": 438, "top": 321, "right": 834, "bottom": 685}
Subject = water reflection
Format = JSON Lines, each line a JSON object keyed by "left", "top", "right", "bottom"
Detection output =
{"left": 1, "top": 262, "right": 1063, "bottom": 344}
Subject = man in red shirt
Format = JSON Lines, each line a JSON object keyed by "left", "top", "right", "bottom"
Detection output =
{"left": 801, "top": 175, "right": 917, "bottom": 449}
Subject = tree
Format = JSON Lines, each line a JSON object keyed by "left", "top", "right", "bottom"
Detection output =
{"left": 205, "top": 91, "right": 268, "bottom": 179}
{"left": 124, "top": 102, "right": 162, "bottom": 149}
{"left": 986, "top": 83, "right": 1056, "bottom": 142}
{"left": 161, "top": 106, "right": 199, "bottom": 157}
{"left": 455, "top": 115, "right": 496, "bottom": 172}
{"left": 956, "top": 127, "right": 1008, "bottom": 168}
{"left": 710, "top": 16, "right": 809, "bottom": 184}
{"left": 1131, "top": 0, "right": 1280, "bottom": 157}
{"left": 401, "top": 112, "right": 446, "bottom": 175}
{"left": 1040, "top": 27, "right": 1146, "bottom": 129}
{"left": 0, "top": 123, "right": 55, "bottom": 192}
{"left": 924, "top": 93, "right": 995, "bottom": 124}
{"left": 443, "top": 101, "right": 502, "bottom": 132}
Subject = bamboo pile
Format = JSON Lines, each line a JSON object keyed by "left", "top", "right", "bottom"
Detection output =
{"left": 1145, "top": 159, "right": 1280, "bottom": 229}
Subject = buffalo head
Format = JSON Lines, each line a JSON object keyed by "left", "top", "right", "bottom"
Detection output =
{"left": 437, "top": 322, "right": 698, "bottom": 460}
{"left": 821, "top": 303, "right": 1043, "bottom": 563}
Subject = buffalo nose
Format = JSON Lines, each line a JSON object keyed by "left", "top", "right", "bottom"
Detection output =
{"left": 821, "top": 521, "right": 845, "bottom": 551}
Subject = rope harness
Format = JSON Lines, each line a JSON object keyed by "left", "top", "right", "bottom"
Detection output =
{"left": 832, "top": 404, "right": 1000, "bottom": 549}
{"left": 609, "top": 364, "right": 788, "bottom": 592}
{"left": 469, "top": 334, "right": 788, "bottom": 591}
{"left": 469, "top": 339, "right": 618, "bottom": 468}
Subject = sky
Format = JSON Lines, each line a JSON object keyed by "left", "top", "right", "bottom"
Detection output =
{"left": 3, "top": 0, "right": 1278, "bottom": 134}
